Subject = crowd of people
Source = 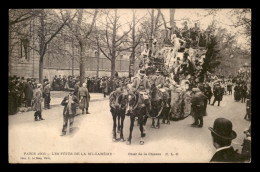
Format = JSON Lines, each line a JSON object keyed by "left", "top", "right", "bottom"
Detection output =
{"left": 50, "top": 74, "right": 131, "bottom": 96}
{"left": 8, "top": 75, "right": 52, "bottom": 118}
{"left": 9, "top": 76, "right": 36, "bottom": 115}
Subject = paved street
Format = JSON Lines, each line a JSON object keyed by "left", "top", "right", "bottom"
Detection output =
{"left": 8, "top": 92, "right": 250, "bottom": 163}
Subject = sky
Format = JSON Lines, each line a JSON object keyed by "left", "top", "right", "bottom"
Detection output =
{"left": 110, "top": 9, "right": 250, "bottom": 49}
{"left": 58, "top": 9, "right": 250, "bottom": 50}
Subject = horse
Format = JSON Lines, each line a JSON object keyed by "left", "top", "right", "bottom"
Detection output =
{"left": 150, "top": 83, "right": 171, "bottom": 128}
{"left": 109, "top": 88, "right": 127, "bottom": 142}
{"left": 125, "top": 91, "right": 149, "bottom": 145}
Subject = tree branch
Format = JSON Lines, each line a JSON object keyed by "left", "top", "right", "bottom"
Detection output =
{"left": 99, "top": 47, "right": 111, "bottom": 61}
{"left": 115, "top": 25, "right": 132, "bottom": 45}
{"left": 85, "top": 9, "right": 98, "bottom": 38}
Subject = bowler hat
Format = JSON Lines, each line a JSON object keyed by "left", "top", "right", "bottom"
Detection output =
{"left": 192, "top": 88, "right": 200, "bottom": 92}
{"left": 139, "top": 69, "right": 146, "bottom": 75}
{"left": 208, "top": 118, "right": 237, "bottom": 140}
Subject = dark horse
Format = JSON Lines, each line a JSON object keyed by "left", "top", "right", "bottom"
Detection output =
{"left": 150, "top": 84, "right": 171, "bottom": 128}
{"left": 109, "top": 88, "right": 127, "bottom": 142}
{"left": 125, "top": 91, "right": 148, "bottom": 145}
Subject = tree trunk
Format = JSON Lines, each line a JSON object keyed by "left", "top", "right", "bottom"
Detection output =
{"left": 72, "top": 40, "right": 74, "bottom": 76}
{"left": 129, "top": 11, "right": 136, "bottom": 77}
{"left": 170, "top": 9, "right": 175, "bottom": 28}
{"left": 170, "top": 9, "right": 175, "bottom": 37}
{"left": 79, "top": 43, "right": 86, "bottom": 86}
{"left": 111, "top": 51, "right": 116, "bottom": 78}
{"left": 39, "top": 56, "right": 44, "bottom": 83}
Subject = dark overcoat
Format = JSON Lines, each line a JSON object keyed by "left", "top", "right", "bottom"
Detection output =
{"left": 210, "top": 147, "right": 243, "bottom": 162}
{"left": 61, "top": 95, "right": 79, "bottom": 116}
{"left": 213, "top": 86, "right": 223, "bottom": 101}
{"left": 191, "top": 92, "right": 207, "bottom": 117}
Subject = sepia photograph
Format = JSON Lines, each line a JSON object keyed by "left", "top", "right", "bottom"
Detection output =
{"left": 8, "top": 8, "right": 251, "bottom": 163}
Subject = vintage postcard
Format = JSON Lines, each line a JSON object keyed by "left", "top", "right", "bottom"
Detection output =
{"left": 8, "top": 8, "right": 251, "bottom": 163}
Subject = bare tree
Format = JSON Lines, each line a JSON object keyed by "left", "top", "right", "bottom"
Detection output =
{"left": 9, "top": 9, "right": 41, "bottom": 26}
{"left": 128, "top": 10, "right": 144, "bottom": 77}
{"left": 96, "top": 9, "right": 133, "bottom": 78}
{"left": 62, "top": 9, "right": 98, "bottom": 85}
{"left": 33, "top": 9, "right": 75, "bottom": 83}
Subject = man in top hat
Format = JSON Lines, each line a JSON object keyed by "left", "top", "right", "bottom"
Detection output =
{"left": 60, "top": 89, "right": 79, "bottom": 136}
{"left": 132, "top": 69, "right": 151, "bottom": 115}
{"left": 209, "top": 118, "right": 243, "bottom": 162}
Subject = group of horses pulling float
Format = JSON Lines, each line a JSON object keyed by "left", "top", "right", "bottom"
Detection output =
{"left": 109, "top": 82, "right": 171, "bottom": 145}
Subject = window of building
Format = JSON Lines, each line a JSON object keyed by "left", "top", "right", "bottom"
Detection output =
{"left": 20, "top": 38, "right": 30, "bottom": 61}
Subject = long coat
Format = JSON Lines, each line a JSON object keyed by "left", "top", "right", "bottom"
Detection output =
{"left": 213, "top": 86, "right": 223, "bottom": 101}
{"left": 204, "top": 85, "right": 213, "bottom": 100}
{"left": 61, "top": 95, "right": 79, "bottom": 116}
{"left": 78, "top": 87, "right": 90, "bottom": 109}
{"left": 32, "top": 89, "right": 42, "bottom": 112}
{"left": 191, "top": 92, "right": 207, "bottom": 117}
{"left": 25, "top": 83, "right": 33, "bottom": 102}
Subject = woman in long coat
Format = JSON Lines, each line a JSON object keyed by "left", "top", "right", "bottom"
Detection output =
{"left": 234, "top": 84, "right": 241, "bottom": 101}
{"left": 78, "top": 83, "right": 90, "bottom": 114}
{"left": 32, "top": 84, "right": 44, "bottom": 121}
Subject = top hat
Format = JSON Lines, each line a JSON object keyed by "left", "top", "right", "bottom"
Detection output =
{"left": 139, "top": 69, "right": 146, "bottom": 75}
{"left": 208, "top": 118, "right": 237, "bottom": 140}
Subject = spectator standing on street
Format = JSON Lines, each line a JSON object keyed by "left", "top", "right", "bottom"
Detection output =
{"left": 101, "top": 77, "right": 108, "bottom": 98}
{"left": 25, "top": 78, "right": 33, "bottom": 108}
{"left": 60, "top": 90, "right": 79, "bottom": 136}
{"left": 234, "top": 83, "right": 241, "bottom": 101}
{"left": 227, "top": 80, "right": 233, "bottom": 95}
{"left": 211, "top": 82, "right": 223, "bottom": 106}
{"left": 190, "top": 88, "right": 207, "bottom": 128}
{"left": 32, "top": 84, "right": 44, "bottom": 121}
{"left": 78, "top": 83, "right": 90, "bottom": 114}
{"left": 204, "top": 82, "right": 213, "bottom": 104}
{"left": 43, "top": 82, "right": 51, "bottom": 109}
{"left": 208, "top": 118, "right": 243, "bottom": 162}
{"left": 241, "top": 83, "right": 248, "bottom": 103}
